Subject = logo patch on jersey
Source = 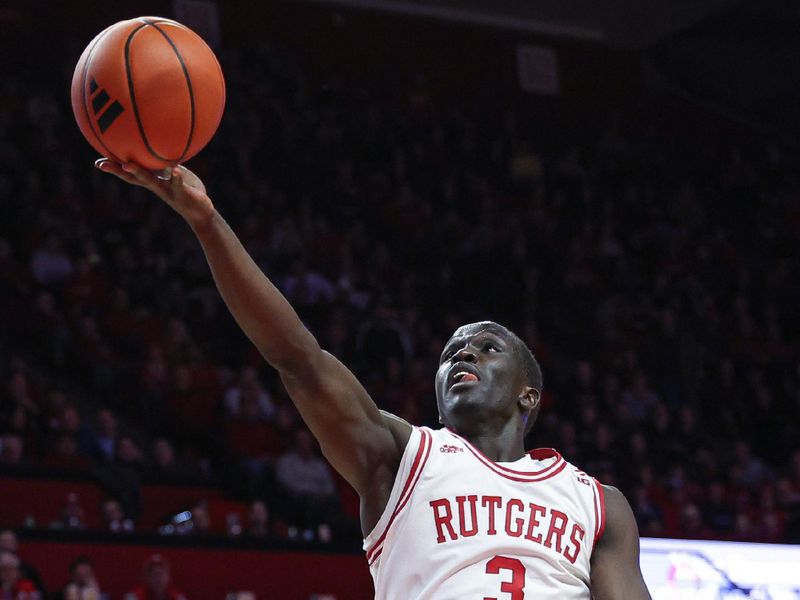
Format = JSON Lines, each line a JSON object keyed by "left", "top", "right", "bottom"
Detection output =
{"left": 439, "top": 444, "right": 464, "bottom": 454}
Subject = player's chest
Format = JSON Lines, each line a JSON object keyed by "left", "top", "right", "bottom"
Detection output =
{"left": 404, "top": 452, "right": 592, "bottom": 565}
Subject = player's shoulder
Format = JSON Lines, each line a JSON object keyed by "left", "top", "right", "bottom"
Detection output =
{"left": 379, "top": 409, "right": 413, "bottom": 450}
{"left": 596, "top": 484, "right": 637, "bottom": 545}
{"left": 600, "top": 485, "right": 630, "bottom": 508}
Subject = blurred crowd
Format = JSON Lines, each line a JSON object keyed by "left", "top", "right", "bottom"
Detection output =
{"left": 1, "top": 38, "right": 800, "bottom": 578}
{"left": 1, "top": 528, "right": 193, "bottom": 600}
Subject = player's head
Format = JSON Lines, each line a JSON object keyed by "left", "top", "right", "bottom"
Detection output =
{"left": 435, "top": 321, "right": 542, "bottom": 437}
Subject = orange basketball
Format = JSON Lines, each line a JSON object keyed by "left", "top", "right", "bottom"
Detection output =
{"left": 71, "top": 17, "right": 225, "bottom": 170}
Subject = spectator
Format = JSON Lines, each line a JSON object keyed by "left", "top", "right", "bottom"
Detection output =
{"left": 0, "top": 531, "right": 45, "bottom": 597}
{"left": 100, "top": 499, "right": 133, "bottom": 534}
{"left": 145, "top": 437, "right": 200, "bottom": 483}
{"left": 701, "top": 481, "right": 735, "bottom": 535}
{"left": 189, "top": 501, "right": 211, "bottom": 536}
{"left": 59, "top": 493, "right": 86, "bottom": 530}
{"left": 43, "top": 433, "right": 91, "bottom": 471}
{"left": 89, "top": 409, "right": 117, "bottom": 463}
{"left": 282, "top": 258, "right": 336, "bottom": 309}
{"left": 0, "top": 434, "right": 25, "bottom": 467}
{"left": 223, "top": 367, "right": 274, "bottom": 421}
{"left": 246, "top": 501, "right": 273, "bottom": 539}
{"left": 275, "top": 429, "right": 339, "bottom": 535}
{"left": 58, "top": 555, "right": 108, "bottom": 600}
{"left": 0, "top": 532, "right": 15, "bottom": 555}
{"left": 4, "top": 371, "right": 40, "bottom": 415}
{"left": 2, "top": 406, "right": 40, "bottom": 461}
{"left": 29, "top": 291, "right": 70, "bottom": 367}
{"left": 29, "top": 235, "right": 73, "bottom": 287}
{"left": 678, "top": 503, "right": 714, "bottom": 540}
{"left": 225, "top": 389, "right": 286, "bottom": 498}
{"left": 165, "top": 365, "right": 219, "bottom": 432}
{"left": 116, "top": 436, "right": 144, "bottom": 472}
{"left": 732, "top": 441, "right": 770, "bottom": 487}
{"left": 620, "top": 372, "right": 659, "bottom": 423}
{"left": 0, "top": 550, "right": 39, "bottom": 599}
{"left": 124, "top": 554, "right": 186, "bottom": 600}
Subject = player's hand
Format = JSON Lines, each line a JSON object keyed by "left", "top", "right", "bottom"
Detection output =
{"left": 95, "top": 159, "right": 215, "bottom": 227}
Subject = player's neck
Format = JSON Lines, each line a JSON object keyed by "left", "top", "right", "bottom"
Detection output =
{"left": 455, "top": 421, "right": 526, "bottom": 462}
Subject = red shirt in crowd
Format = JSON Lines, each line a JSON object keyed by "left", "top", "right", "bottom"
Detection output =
{"left": 2, "top": 578, "right": 40, "bottom": 600}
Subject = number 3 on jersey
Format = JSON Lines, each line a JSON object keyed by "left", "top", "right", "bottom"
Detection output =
{"left": 484, "top": 556, "right": 525, "bottom": 600}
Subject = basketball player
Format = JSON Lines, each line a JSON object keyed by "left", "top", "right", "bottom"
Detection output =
{"left": 96, "top": 160, "right": 651, "bottom": 599}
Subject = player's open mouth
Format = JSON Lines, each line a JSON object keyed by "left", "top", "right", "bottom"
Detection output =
{"left": 448, "top": 366, "right": 480, "bottom": 389}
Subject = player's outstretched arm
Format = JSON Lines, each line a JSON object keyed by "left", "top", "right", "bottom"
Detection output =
{"left": 96, "top": 161, "right": 411, "bottom": 504}
{"left": 589, "top": 486, "right": 651, "bottom": 600}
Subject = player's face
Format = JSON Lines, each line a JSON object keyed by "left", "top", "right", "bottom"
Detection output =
{"left": 435, "top": 323, "right": 525, "bottom": 429}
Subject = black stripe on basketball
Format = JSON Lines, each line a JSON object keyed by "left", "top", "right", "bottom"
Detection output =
{"left": 81, "top": 26, "right": 119, "bottom": 161}
{"left": 125, "top": 19, "right": 195, "bottom": 163}
{"left": 144, "top": 19, "right": 196, "bottom": 163}
{"left": 97, "top": 100, "right": 125, "bottom": 133}
{"left": 91, "top": 89, "right": 110, "bottom": 115}
{"left": 124, "top": 22, "right": 166, "bottom": 162}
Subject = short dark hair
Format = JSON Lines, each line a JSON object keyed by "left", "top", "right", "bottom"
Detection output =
{"left": 507, "top": 330, "right": 543, "bottom": 392}
{"left": 467, "top": 322, "right": 542, "bottom": 390}
{"left": 503, "top": 326, "right": 543, "bottom": 435}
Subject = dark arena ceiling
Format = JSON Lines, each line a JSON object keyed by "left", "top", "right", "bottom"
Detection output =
{"left": 310, "top": 0, "right": 800, "bottom": 141}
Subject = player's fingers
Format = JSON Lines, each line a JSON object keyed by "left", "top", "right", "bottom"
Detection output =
{"left": 95, "top": 158, "right": 140, "bottom": 186}
{"left": 175, "top": 165, "right": 207, "bottom": 194}
{"left": 169, "top": 166, "right": 184, "bottom": 193}
{"left": 121, "top": 162, "right": 161, "bottom": 190}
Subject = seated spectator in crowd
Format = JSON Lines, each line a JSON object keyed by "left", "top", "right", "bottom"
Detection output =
{"left": 0, "top": 531, "right": 45, "bottom": 597}
{"left": 275, "top": 429, "right": 339, "bottom": 536}
{"left": 0, "top": 550, "right": 40, "bottom": 599}
{"left": 225, "top": 392, "right": 286, "bottom": 498}
{"left": 701, "top": 481, "right": 735, "bottom": 535}
{"left": 679, "top": 503, "right": 714, "bottom": 540}
{"left": 0, "top": 434, "right": 25, "bottom": 467}
{"left": 100, "top": 499, "right": 134, "bottom": 534}
{"left": 91, "top": 435, "right": 144, "bottom": 522}
{"left": 144, "top": 437, "right": 199, "bottom": 484}
{"left": 88, "top": 409, "right": 118, "bottom": 464}
{"left": 124, "top": 554, "right": 186, "bottom": 600}
{"left": 223, "top": 366, "right": 275, "bottom": 421}
{"left": 57, "top": 555, "right": 108, "bottom": 600}
{"left": 59, "top": 492, "right": 86, "bottom": 530}
{"left": 189, "top": 501, "right": 211, "bottom": 536}
{"left": 244, "top": 500, "right": 287, "bottom": 539}
{"left": 165, "top": 365, "right": 220, "bottom": 433}
{"left": 43, "top": 433, "right": 91, "bottom": 471}
{"left": 2, "top": 405, "right": 40, "bottom": 461}
{"left": 732, "top": 441, "right": 770, "bottom": 487}
{"left": 246, "top": 500, "right": 271, "bottom": 538}
{"left": 282, "top": 258, "right": 336, "bottom": 310}
{"left": 50, "top": 405, "right": 96, "bottom": 460}
{"left": 116, "top": 436, "right": 144, "bottom": 473}
{"left": 29, "top": 235, "right": 73, "bottom": 287}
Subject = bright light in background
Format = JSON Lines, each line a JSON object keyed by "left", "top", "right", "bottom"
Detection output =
{"left": 641, "top": 537, "right": 800, "bottom": 599}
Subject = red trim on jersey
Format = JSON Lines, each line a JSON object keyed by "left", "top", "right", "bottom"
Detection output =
{"left": 446, "top": 429, "right": 565, "bottom": 482}
{"left": 590, "top": 482, "right": 599, "bottom": 543}
{"left": 366, "top": 428, "right": 432, "bottom": 565}
{"left": 592, "top": 478, "right": 606, "bottom": 545}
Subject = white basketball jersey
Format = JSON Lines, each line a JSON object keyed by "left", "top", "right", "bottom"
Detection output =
{"left": 364, "top": 426, "right": 606, "bottom": 600}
